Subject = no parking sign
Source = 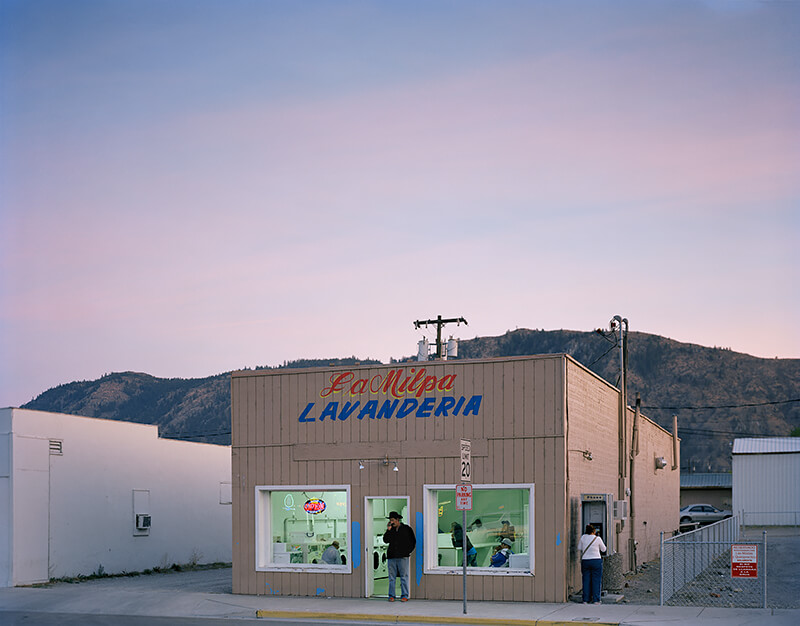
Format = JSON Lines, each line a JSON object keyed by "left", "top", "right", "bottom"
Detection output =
{"left": 455, "top": 484, "right": 472, "bottom": 510}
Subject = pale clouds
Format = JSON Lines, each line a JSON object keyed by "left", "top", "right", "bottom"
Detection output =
{"left": 1, "top": 1, "right": 797, "bottom": 406}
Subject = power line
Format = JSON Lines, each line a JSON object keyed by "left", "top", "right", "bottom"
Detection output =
{"left": 678, "top": 427, "right": 776, "bottom": 438}
{"left": 588, "top": 342, "right": 618, "bottom": 367}
{"left": 164, "top": 430, "right": 231, "bottom": 440}
{"left": 642, "top": 398, "right": 800, "bottom": 411}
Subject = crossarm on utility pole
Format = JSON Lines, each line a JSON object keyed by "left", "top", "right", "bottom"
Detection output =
{"left": 413, "top": 315, "right": 468, "bottom": 358}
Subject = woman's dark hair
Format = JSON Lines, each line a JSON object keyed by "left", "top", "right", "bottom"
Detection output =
{"left": 584, "top": 524, "right": 595, "bottom": 535}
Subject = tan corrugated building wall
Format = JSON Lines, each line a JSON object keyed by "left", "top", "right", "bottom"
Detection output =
{"left": 231, "top": 354, "right": 678, "bottom": 602}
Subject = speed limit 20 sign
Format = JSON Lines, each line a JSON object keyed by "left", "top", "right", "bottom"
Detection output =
{"left": 460, "top": 439, "right": 471, "bottom": 482}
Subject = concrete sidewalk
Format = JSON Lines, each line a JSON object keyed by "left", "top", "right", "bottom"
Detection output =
{"left": 1, "top": 569, "right": 798, "bottom": 625}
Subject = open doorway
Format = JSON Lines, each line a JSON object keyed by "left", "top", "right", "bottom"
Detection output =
{"left": 364, "top": 496, "right": 409, "bottom": 598}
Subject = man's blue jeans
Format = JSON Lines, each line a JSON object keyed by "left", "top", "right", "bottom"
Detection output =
{"left": 581, "top": 558, "right": 603, "bottom": 603}
{"left": 387, "top": 557, "right": 410, "bottom": 599}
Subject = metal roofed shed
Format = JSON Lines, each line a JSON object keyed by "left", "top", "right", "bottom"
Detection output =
{"left": 680, "top": 473, "right": 732, "bottom": 489}
{"left": 732, "top": 438, "right": 800, "bottom": 455}
{"left": 732, "top": 437, "right": 800, "bottom": 527}
{"left": 680, "top": 473, "right": 732, "bottom": 510}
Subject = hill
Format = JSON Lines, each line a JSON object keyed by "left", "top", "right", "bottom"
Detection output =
{"left": 458, "top": 329, "right": 799, "bottom": 471}
{"left": 22, "top": 331, "right": 800, "bottom": 471}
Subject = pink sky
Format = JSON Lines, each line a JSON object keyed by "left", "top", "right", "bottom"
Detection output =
{"left": 1, "top": 0, "right": 798, "bottom": 407}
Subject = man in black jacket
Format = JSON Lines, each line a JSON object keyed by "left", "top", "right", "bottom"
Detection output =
{"left": 382, "top": 511, "right": 416, "bottom": 601}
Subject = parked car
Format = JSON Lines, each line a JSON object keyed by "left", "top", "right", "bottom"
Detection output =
{"left": 679, "top": 503, "right": 732, "bottom": 525}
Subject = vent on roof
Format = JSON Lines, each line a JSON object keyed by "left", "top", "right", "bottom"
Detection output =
{"left": 49, "top": 440, "right": 63, "bottom": 455}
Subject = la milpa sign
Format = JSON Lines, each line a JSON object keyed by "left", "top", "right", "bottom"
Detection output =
{"left": 297, "top": 367, "right": 483, "bottom": 423}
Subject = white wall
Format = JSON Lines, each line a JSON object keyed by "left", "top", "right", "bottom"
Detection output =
{"left": 733, "top": 452, "right": 800, "bottom": 526}
{"left": 1, "top": 408, "right": 231, "bottom": 586}
{"left": 0, "top": 413, "right": 11, "bottom": 587}
{"left": 12, "top": 434, "right": 50, "bottom": 584}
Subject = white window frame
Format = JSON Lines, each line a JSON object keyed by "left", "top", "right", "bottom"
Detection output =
{"left": 255, "top": 484, "right": 352, "bottom": 573}
{"left": 422, "top": 483, "right": 534, "bottom": 576}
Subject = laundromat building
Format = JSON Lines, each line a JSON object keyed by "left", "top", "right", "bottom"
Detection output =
{"left": 231, "top": 354, "right": 679, "bottom": 602}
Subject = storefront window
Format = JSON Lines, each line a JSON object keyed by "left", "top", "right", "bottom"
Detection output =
{"left": 424, "top": 484, "right": 533, "bottom": 573}
{"left": 256, "top": 485, "right": 350, "bottom": 571}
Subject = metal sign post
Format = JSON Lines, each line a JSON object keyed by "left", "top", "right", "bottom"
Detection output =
{"left": 457, "top": 440, "right": 471, "bottom": 614}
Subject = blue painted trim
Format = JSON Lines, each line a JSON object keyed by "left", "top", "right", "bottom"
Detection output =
{"left": 352, "top": 521, "right": 361, "bottom": 569}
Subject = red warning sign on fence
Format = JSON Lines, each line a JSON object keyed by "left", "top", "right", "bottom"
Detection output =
{"left": 731, "top": 544, "right": 758, "bottom": 578}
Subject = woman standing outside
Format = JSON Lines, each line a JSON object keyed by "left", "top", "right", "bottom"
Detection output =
{"left": 578, "top": 524, "right": 606, "bottom": 604}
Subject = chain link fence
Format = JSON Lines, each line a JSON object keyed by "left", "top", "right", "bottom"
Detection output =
{"left": 661, "top": 517, "right": 767, "bottom": 608}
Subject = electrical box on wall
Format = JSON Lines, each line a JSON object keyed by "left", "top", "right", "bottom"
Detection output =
{"left": 613, "top": 500, "right": 628, "bottom": 520}
{"left": 136, "top": 514, "right": 152, "bottom": 530}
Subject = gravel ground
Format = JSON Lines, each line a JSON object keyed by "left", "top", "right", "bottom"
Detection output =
{"left": 619, "top": 558, "right": 662, "bottom": 605}
{"left": 616, "top": 527, "right": 800, "bottom": 608}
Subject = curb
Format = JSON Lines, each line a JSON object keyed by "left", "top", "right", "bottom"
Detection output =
{"left": 254, "top": 609, "right": 620, "bottom": 626}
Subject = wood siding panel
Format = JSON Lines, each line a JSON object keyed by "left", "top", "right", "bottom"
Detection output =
{"left": 284, "top": 375, "right": 296, "bottom": 446}
{"left": 306, "top": 372, "right": 319, "bottom": 446}
{"left": 533, "top": 436, "right": 546, "bottom": 602}
{"left": 458, "top": 363, "right": 472, "bottom": 441}
{"left": 471, "top": 363, "right": 483, "bottom": 442}
{"left": 544, "top": 436, "right": 556, "bottom": 602}
{"left": 503, "top": 361, "right": 513, "bottom": 440}
{"left": 493, "top": 363, "right": 504, "bottom": 439}
{"left": 270, "top": 375, "right": 280, "bottom": 448}
{"left": 255, "top": 375, "right": 265, "bottom": 449}
{"left": 523, "top": 360, "right": 534, "bottom": 438}
{"left": 513, "top": 361, "right": 524, "bottom": 439}
{"left": 246, "top": 448, "right": 257, "bottom": 595}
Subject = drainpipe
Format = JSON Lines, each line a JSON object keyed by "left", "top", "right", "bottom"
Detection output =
{"left": 671, "top": 415, "right": 679, "bottom": 471}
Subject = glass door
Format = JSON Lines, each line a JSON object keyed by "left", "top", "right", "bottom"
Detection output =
{"left": 364, "top": 496, "right": 409, "bottom": 598}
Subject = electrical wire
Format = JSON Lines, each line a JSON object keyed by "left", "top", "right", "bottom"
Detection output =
{"left": 642, "top": 398, "right": 800, "bottom": 411}
{"left": 587, "top": 342, "right": 618, "bottom": 367}
{"left": 678, "top": 427, "right": 776, "bottom": 438}
{"left": 164, "top": 430, "right": 231, "bottom": 440}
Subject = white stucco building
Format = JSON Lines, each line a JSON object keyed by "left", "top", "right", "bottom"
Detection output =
{"left": 1, "top": 408, "right": 231, "bottom": 587}
{"left": 732, "top": 437, "right": 800, "bottom": 526}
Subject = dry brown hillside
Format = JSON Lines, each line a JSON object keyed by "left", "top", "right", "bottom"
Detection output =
{"left": 23, "top": 330, "right": 799, "bottom": 471}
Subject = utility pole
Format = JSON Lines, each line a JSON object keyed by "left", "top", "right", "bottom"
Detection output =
{"left": 413, "top": 315, "right": 467, "bottom": 359}
{"left": 609, "top": 315, "right": 629, "bottom": 476}
{"left": 609, "top": 315, "right": 629, "bottom": 558}
{"left": 610, "top": 315, "right": 629, "bottom": 411}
